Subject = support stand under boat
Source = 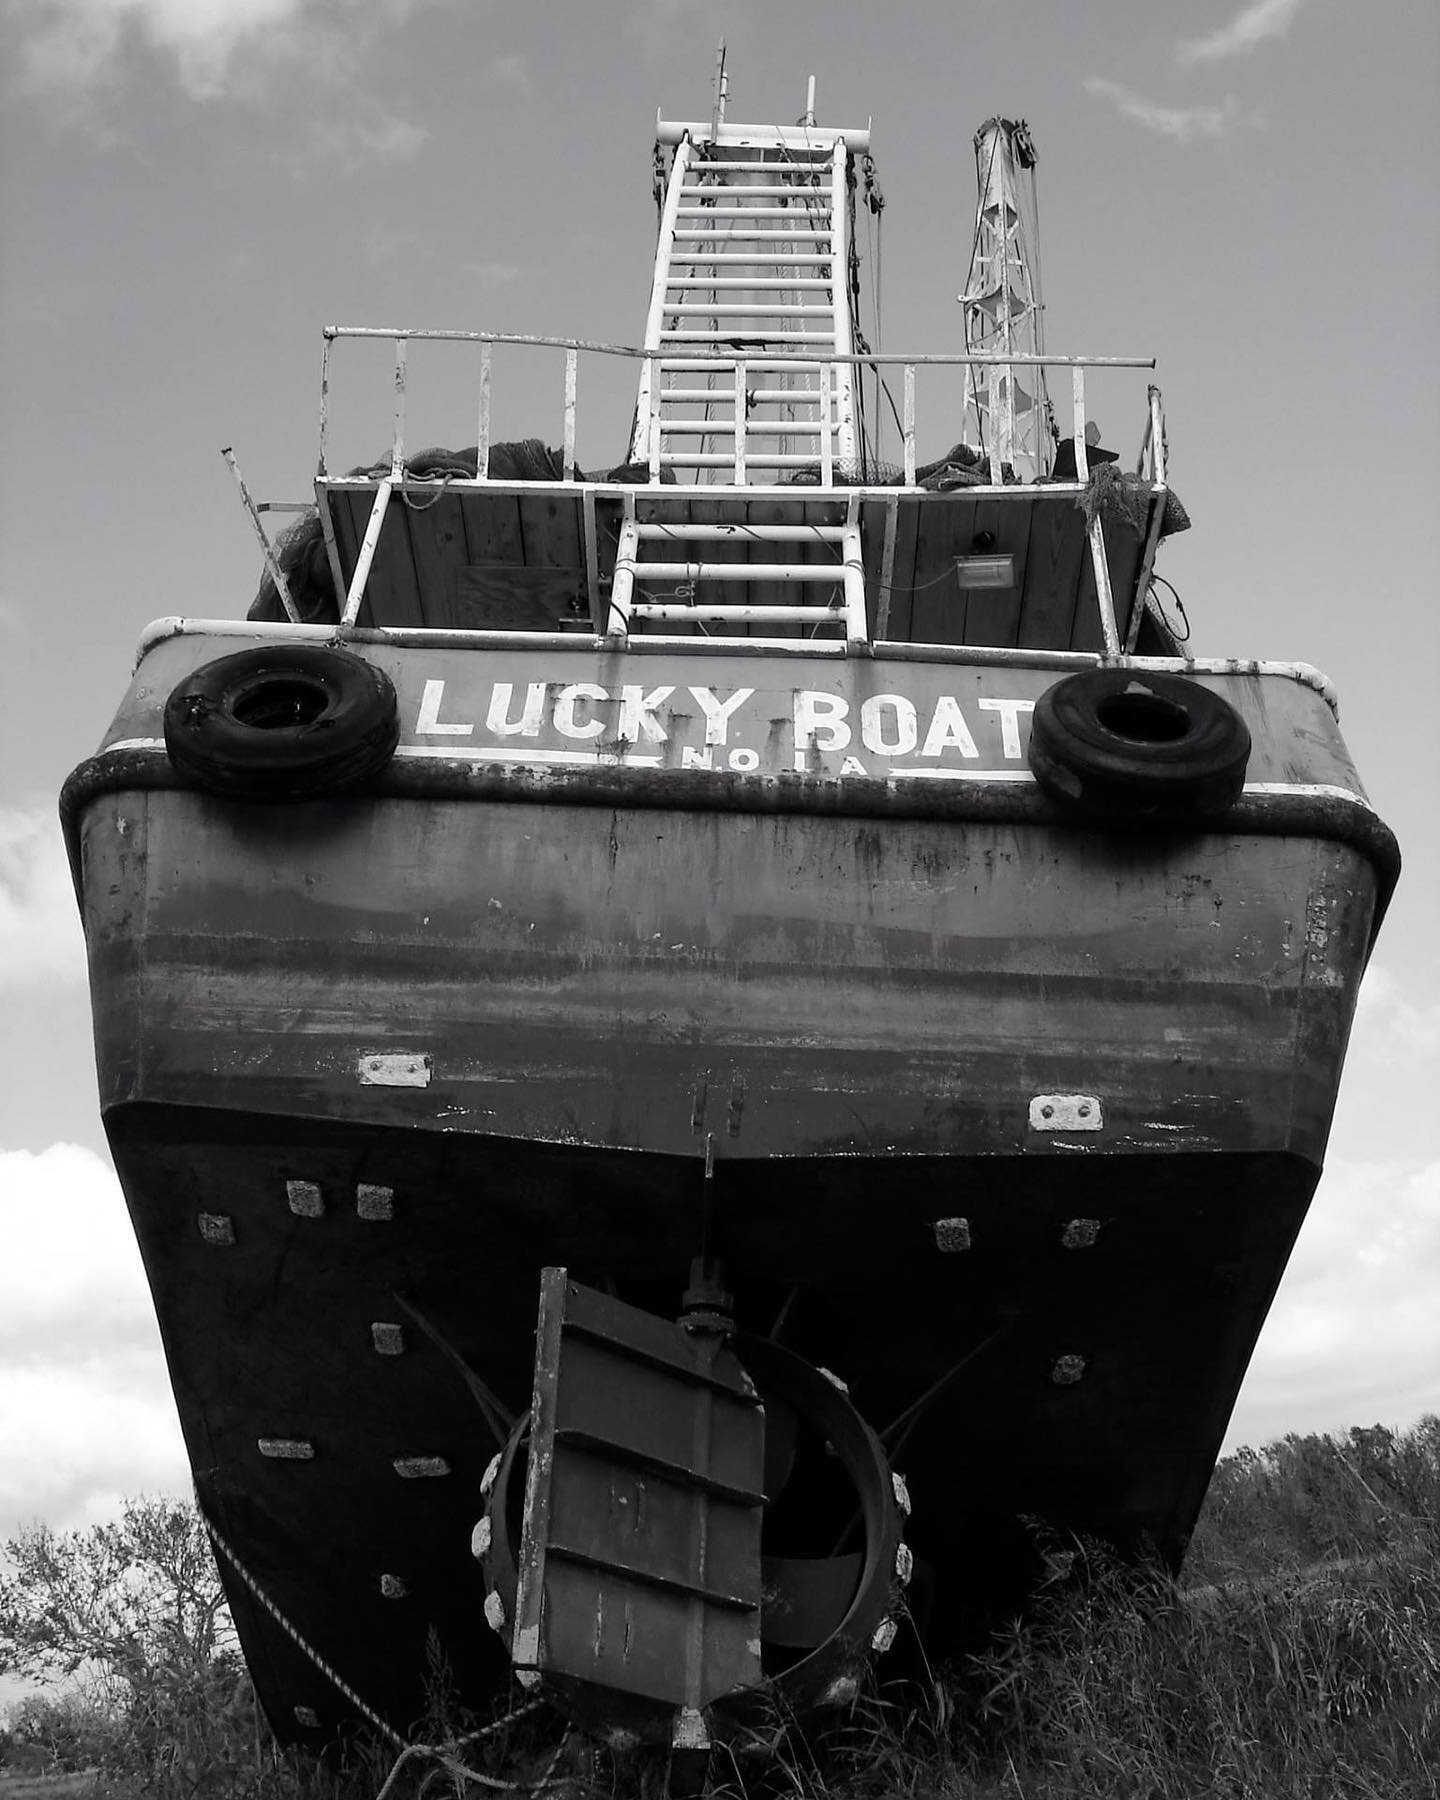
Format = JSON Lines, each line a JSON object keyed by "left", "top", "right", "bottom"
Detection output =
{"left": 472, "top": 1265, "right": 912, "bottom": 1780}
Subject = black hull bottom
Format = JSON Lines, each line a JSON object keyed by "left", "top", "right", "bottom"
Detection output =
{"left": 108, "top": 1100, "right": 1314, "bottom": 1739}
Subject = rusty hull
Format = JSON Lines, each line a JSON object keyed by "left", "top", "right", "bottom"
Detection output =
{"left": 61, "top": 635, "right": 1395, "bottom": 1737}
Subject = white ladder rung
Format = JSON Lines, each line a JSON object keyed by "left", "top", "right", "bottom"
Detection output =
{"left": 672, "top": 230, "right": 833, "bottom": 241}
{"left": 658, "top": 386, "right": 831, "bottom": 403}
{"left": 675, "top": 206, "right": 832, "bottom": 219}
{"left": 660, "top": 359, "right": 827, "bottom": 372}
{"left": 664, "top": 304, "right": 835, "bottom": 317}
{"left": 627, "top": 560, "right": 844, "bottom": 583}
{"left": 659, "top": 421, "right": 835, "bottom": 437}
{"left": 629, "top": 603, "right": 843, "bottom": 623}
{"left": 658, "top": 451, "right": 836, "bottom": 467}
{"left": 682, "top": 184, "right": 826, "bottom": 198}
{"left": 689, "top": 159, "right": 829, "bottom": 173}
{"left": 634, "top": 522, "right": 846, "bottom": 543}
{"left": 665, "top": 278, "right": 835, "bottom": 290}
{"left": 659, "top": 331, "right": 835, "bottom": 343}
{"left": 669, "top": 251, "right": 834, "bottom": 263}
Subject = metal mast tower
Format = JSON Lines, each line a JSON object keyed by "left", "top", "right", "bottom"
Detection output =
{"left": 960, "top": 117, "right": 1051, "bottom": 483}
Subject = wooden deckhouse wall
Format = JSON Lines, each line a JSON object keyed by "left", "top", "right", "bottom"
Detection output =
{"left": 325, "top": 484, "right": 1146, "bottom": 652}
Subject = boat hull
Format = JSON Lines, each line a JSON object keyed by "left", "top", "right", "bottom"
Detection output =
{"left": 63, "top": 630, "right": 1395, "bottom": 1737}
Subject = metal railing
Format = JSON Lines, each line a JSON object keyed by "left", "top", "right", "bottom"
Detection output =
{"left": 233, "top": 329, "right": 1169, "bottom": 654}
{"left": 318, "top": 326, "right": 1157, "bottom": 490}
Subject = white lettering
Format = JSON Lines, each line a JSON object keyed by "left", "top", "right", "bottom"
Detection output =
{"left": 486, "top": 682, "right": 547, "bottom": 738}
{"left": 415, "top": 679, "right": 473, "bottom": 736}
{"left": 860, "top": 694, "right": 918, "bottom": 757}
{"left": 681, "top": 746, "right": 714, "bottom": 769}
{"left": 618, "top": 684, "right": 674, "bottom": 744}
{"left": 553, "top": 682, "right": 607, "bottom": 740}
{"left": 840, "top": 755, "right": 868, "bottom": 776}
{"left": 793, "top": 690, "right": 851, "bottom": 752}
{"left": 690, "top": 686, "right": 755, "bottom": 747}
{"left": 920, "top": 695, "right": 980, "bottom": 759}
{"left": 977, "top": 697, "right": 1035, "bottom": 760}
{"left": 728, "top": 748, "right": 759, "bottom": 772}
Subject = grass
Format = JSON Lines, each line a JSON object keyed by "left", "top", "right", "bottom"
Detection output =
{"left": 4, "top": 1421, "right": 1436, "bottom": 1797}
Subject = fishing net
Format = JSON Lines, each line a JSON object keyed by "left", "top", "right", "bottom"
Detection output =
{"left": 1075, "top": 462, "right": 1192, "bottom": 540}
{"left": 246, "top": 440, "right": 665, "bottom": 623}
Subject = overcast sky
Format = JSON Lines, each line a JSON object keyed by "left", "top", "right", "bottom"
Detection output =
{"left": 1, "top": 0, "right": 1437, "bottom": 1550}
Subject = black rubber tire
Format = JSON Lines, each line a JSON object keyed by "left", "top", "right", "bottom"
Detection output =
{"left": 1028, "top": 669, "right": 1251, "bottom": 821}
{"left": 163, "top": 645, "right": 400, "bottom": 801}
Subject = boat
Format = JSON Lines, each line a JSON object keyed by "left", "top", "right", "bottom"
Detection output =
{"left": 60, "top": 62, "right": 1398, "bottom": 1763}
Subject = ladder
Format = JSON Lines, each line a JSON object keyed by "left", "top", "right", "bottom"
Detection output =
{"left": 612, "top": 109, "right": 873, "bottom": 644}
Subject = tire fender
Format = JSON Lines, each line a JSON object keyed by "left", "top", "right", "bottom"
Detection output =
{"left": 1027, "top": 669, "right": 1251, "bottom": 821}
{"left": 163, "top": 644, "right": 400, "bottom": 801}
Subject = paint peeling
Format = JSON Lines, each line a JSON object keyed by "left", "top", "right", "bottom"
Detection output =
{"left": 470, "top": 1517, "right": 492, "bottom": 1560}
{"left": 932, "top": 1216, "right": 971, "bottom": 1252}
{"left": 257, "top": 1438, "right": 314, "bottom": 1460}
{"left": 285, "top": 1179, "right": 324, "bottom": 1217}
{"left": 355, "top": 1183, "right": 395, "bottom": 1221}
{"left": 357, "top": 1052, "right": 432, "bottom": 1088}
{"left": 1061, "top": 1219, "right": 1101, "bottom": 1249}
{"left": 1051, "top": 1354, "right": 1086, "bottom": 1386}
{"left": 1029, "top": 1094, "right": 1103, "bottom": 1132}
{"left": 393, "top": 1455, "right": 450, "bottom": 1478}
{"left": 197, "top": 1212, "right": 235, "bottom": 1245}
{"left": 483, "top": 1591, "right": 507, "bottom": 1633}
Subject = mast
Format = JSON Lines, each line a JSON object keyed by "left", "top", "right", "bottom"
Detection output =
{"left": 960, "top": 117, "right": 1051, "bottom": 482}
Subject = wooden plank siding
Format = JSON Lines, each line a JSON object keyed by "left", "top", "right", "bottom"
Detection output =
{"left": 325, "top": 480, "right": 1151, "bottom": 654}
{"left": 1014, "top": 493, "right": 1088, "bottom": 651}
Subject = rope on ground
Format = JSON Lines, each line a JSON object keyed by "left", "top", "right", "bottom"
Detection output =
{"left": 374, "top": 1719, "right": 569, "bottom": 1800}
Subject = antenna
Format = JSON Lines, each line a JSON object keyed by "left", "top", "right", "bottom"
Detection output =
{"left": 710, "top": 40, "right": 728, "bottom": 140}
{"left": 802, "top": 76, "right": 816, "bottom": 126}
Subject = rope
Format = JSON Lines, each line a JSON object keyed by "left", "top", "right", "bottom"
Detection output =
{"left": 199, "top": 1501, "right": 565, "bottom": 1796}
{"left": 200, "top": 1502, "right": 405, "bottom": 1748}
{"left": 373, "top": 1716, "right": 563, "bottom": 1800}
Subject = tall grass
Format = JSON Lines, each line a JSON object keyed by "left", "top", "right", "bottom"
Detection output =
{"left": 4, "top": 1420, "right": 1436, "bottom": 1797}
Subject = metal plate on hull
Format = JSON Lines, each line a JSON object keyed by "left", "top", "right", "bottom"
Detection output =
{"left": 512, "top": 1271, "right": 764, "bottom": 1713}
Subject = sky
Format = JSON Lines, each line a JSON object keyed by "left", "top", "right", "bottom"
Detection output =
{"left": 1, "top": 0, "right": 1438, "bottom": 1553}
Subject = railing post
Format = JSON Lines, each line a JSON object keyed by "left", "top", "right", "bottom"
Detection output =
{"left": 341, "top": 481, "right": 395, "bottom": 629}
{"left": 318, "top": 332, "right": 332, "bottom": 479}
{"left": 1071, "top": 366, "right": 1088, "bottom": 482}
{"left": 648, "top": 356, "right": 662, "bottom": 482}
{"left": 903, "top": 365, "right": 916, "bottom": 486}
{"left": 819, "top": 362, "right": 833, "bottom": 487}
{"left": 734, "top": 360, "right": 747, "bottom": 485}
{"left": 391, "top": 339, "right": 407, "bottom": 477}
{"left": 563, "top": 348, "right": 578, "bottom": 480}
{"left": 475, "top": 343, "right": 492, "bottom": 480}
{"left": 223, "top": 447, "right": 301, "bottom": 624}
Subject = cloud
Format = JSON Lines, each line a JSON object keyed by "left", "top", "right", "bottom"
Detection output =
{"left": 1084, "top": 76, "right": 1240, "bottom": 144}
{"left": 1349, "top": 962, "right": 1440, "bottom": 1061}
{"left": 275, "top": 108, "right": 429, "bottom": 176}
{"left": 1178, "top": 0, "right": 1313, "bottom": 66}
{"left": 5, "top": 0, "right": 305, "bottom": 101}
{"left": 4, "top": 0, "right": 462, "bottom": 109}
{"left": 1225, "top": 1155, "right": 1440, "bottom": 1451}
{"left": 0, "top": 1144, "right": 189, "bottom": 1536}
{"left": 0, "top": 806, "right": 87, "bottom": 991}
{"left": 483, "top": 51, "right": 531, "bottom": 98}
